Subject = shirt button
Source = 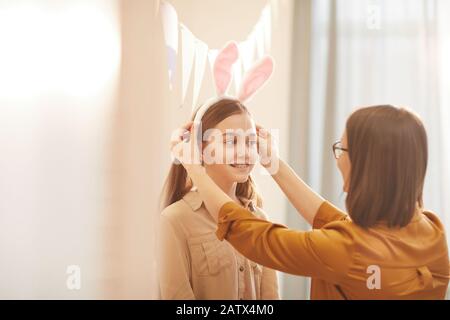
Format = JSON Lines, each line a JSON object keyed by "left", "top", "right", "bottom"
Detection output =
{"left": 239, "top": 266, "right": 244, "bottom": 272}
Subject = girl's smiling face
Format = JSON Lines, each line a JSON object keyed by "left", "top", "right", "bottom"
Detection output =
{"left": 202, "top": 112, "right": 257, "bottom": 185}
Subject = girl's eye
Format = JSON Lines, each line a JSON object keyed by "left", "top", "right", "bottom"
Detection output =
{"left": 224, "top": 139, "right": 235, "bottom": 145}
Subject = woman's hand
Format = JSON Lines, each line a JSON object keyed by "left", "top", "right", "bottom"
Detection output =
{"left": 170, "top": 121, "right": 205, "bottom": 176}
{"left": 170, "top": 121, "right": 233, "bottom": 222}
{"left": 256, "top": 124, "right": 279, "bottom": 174}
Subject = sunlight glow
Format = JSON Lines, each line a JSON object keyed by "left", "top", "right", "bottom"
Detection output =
{"left": 0, "top": 1, "right": 121, "bottom": 99}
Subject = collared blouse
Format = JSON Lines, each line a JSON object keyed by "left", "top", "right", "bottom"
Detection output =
{"left": 158, "top": 190, "right": 280, "bottom": 300}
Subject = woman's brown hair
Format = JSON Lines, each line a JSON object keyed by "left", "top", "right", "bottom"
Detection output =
{"left": 345, "top": 105, "right": 428, "bottom": 228}
{"left": 160, "top": 98, "right": 262, "bottom": 210}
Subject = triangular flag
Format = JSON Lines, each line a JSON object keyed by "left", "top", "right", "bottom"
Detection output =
{"left": 261, "top": 5, "right": 272, "bottom": 52}
{"left": 233, "top": 58, "right": 243, "bottom": 94}
{"left": 192, "top": 40, "right": 208, "bottom": 111}
{"left": 239, "top": 39, "right": 255, "bottom": 72}
{"left": 180, "top": 24, "right": 196, "bottom": 105}
{"left": 208, "top": 49, "right": 219, "bottom": 72}
{"left": 254, "top": 21, "right": 265, "bottom": 59}
{"left": 159, "top": 1, "right": 178, "bottom": 90}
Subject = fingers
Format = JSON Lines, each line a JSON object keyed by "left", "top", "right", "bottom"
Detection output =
{"left": 256, "top": 123, "right": 268, "bottom": 137}
{"left": 181, "top": 121, "right": 194, "bottom": 142}
{"left": 170, "top": 128, "right": 187, "bottom": 148}
{"left": 182, "top": 121, "right": 194, "bottom": 131}
{"left": 255, "top": 123, "right": 264, "bottom": 133}
{"left": 171, "top": 121, "right": 194, "bottom": 145}
{"left": 170, "top": 121, "right": 203, "bottom": 166}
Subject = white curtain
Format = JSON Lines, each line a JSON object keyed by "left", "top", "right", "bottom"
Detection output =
{"left": 288, "top": 0, "right": 450, "bottom": 299}
{"left": 310, "top": 0, "right": 450, "bottom": 240}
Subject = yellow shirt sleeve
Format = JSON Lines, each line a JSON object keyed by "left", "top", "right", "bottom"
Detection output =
{"left": 313, "top": 201, "right": 348, "bottom": 229}
{"left": 216, "top": 201, "right": 354, "bottom": 283}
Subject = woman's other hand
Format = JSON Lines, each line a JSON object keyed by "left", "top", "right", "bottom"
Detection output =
{"left": 256, "top": 124, "right": 279, "bottom": 174}
{"left": 170, "top": 121, "right": 205, "bottom": 175}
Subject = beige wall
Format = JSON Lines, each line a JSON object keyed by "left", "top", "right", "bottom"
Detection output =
{"left": 102, "top": 0, "right": 169, "bottom": 299}
{"left": 0, "top": 0, "right": 121, "bottom": 299}
{"left": 0, "top": 0, "right": 165, "bottom": 300}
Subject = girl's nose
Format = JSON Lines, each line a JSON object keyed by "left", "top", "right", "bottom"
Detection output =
{"left": 245, "top": 143, "right": 258, "bottom": 164}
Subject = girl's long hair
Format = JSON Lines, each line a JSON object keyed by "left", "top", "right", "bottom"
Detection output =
{"left": 160, "top": 98, "right": 262, "bottom": 210}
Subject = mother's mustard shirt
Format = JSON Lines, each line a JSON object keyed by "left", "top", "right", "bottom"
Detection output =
{"left": 217, "top": 201, "right": 449, "bottom": 299}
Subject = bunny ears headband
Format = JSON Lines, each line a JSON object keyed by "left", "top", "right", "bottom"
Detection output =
{"left": 193, "top": 41, "right": 274, "bottom": 123}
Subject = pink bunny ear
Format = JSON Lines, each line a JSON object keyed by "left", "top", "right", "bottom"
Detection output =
{"left": 238, "top": 56, "right": 274, "bottom": 102}
{"left": 213, "top": 41, "right": 239, "bottom": 96}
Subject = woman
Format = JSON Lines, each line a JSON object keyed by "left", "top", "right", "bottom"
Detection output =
{"left": 159, "top": 98, "right": 279, "bottom": 300}
{"left": 173, "top": 105, "right": 449, "bottom": 299}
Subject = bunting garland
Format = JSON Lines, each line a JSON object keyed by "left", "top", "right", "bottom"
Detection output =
{"left": 159, "top": 1, "right": 178, "bottom": 90}
{"left": 160, "top": 1, "right": 276, "bottom": 110}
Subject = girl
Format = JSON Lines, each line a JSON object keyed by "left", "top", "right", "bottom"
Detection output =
{"left": 174, "top": 105, "right": 450, "bottom": 299}
{"left": 159, "top": 98, "right": 279, "bottom": 300}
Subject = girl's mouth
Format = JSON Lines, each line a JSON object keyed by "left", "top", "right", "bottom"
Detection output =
{"left": 230, "top": 164, "right": 250, "bottom": 169}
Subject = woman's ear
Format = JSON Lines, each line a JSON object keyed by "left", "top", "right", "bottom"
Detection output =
{"left": 238, "top": 56, "right": 274, "bottom": 103}
{"left": 213, "top": 41, "right": 239, "bottom": 96}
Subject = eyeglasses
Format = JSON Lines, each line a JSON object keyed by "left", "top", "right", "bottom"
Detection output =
{"left": 332, "top": 141, "right": 348, "bottom": 159}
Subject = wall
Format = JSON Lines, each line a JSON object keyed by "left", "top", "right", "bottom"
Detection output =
{"left": 0, "top": 0, "right": 121, "bottom": 299}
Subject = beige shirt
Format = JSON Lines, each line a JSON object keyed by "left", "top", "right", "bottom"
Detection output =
{"left": 158, "top": 190, "right": 279, "bottom": 300}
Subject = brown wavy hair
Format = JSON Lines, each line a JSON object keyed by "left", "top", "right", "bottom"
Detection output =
{"left": 160, "top": 98, "right": 262, "bottom": 210}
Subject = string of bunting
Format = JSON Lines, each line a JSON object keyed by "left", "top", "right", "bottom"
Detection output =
{"left": 159, "top": 0, "right": 277, "bottom": 110}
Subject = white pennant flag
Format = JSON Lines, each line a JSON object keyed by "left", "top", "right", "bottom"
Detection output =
{"left": 192, "top": 40, "right": 208, "bottom": 111}
{"left": 208, "top": 49, "right": 219, "bottom": 72}
{"left": 160, "top": 1, "right": 178, "bottom": 90}
{"left": 254, "top": 21, "right": 265, "bottom": 59}
{"left": 261, "top": 5, "right": 272, "bottom": 52}
{"left": 233, "top": 58, "right": 243, "bottom": 94}
{"left": 239, "top": 39, "right": 255, "bottom": 72}
{"left": 181, "top": 24, "right": 196, "bottom": 105}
